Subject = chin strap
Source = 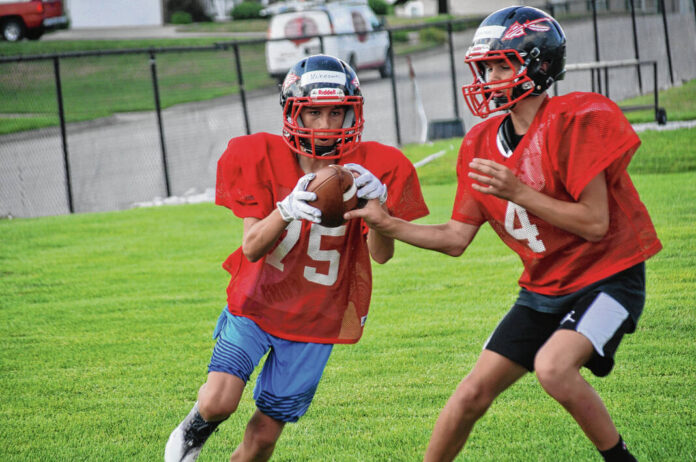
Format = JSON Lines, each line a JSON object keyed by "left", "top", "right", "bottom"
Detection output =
{"left": 298, "top": 138, "right": 339, "bottom": 157}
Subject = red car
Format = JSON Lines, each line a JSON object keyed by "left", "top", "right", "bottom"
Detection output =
{"left": 0, "top": 0, "right": 68, "bottom": 41}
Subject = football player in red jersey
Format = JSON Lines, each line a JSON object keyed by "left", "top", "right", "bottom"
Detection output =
{"left": 164, "top": 54, "right": 428, "bottom": 462}
{"left": 345, "top": 6, "right": 661, "bottom": 462}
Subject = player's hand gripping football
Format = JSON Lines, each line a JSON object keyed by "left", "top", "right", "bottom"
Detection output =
{"left": 468, "top": 158, "right": 525, "bottom": 201}
{"left": 276, "top": 173, "right": 322, "bottom": 224}
{"left": 344, "top": 163, "right": 388, "bottom": 205}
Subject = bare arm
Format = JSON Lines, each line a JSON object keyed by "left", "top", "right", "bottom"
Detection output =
{"left": 241, "top": 211, "right": 289, "bottom": 262}
{"left": 362, "top": 200, "right": 394, "bottom": 264}
{"left": 469, "top": 158, "right": 609, "bottom": 242}
{"left": 344, "top": 201, "right": 478, "bottom": 257}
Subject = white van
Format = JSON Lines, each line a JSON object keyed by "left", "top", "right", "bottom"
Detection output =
{"left": 265, "top": 0, "right": 391, "bottom": 82}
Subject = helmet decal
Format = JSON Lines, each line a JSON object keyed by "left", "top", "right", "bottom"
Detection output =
{"left": 300, "top": 70, "right": 347, "bottom": 86}
{"left": 282, "top": 73, "right": 300, "bottom": 92}
{"left": 502, "top": 18, "right": 552, "bottom": 40}
{"left": 472, "top": 25, "right": 505, "bottom": 41}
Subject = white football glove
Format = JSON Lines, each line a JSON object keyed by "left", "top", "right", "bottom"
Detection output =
{"left": 276, "top": 173, "right": 322, "bottom": 223}
{"left": 344, "top": 163, "right": 388, "bottom": 205}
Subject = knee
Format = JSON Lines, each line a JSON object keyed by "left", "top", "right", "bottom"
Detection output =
{"left": 451, "top": 379, "right": 495, "bottom": 419}
{"left": 534, "top": 355, "right": 575, "bottom": 403}
{"left": 247, "top": 429, "right": 279, "bottom": 454}
{"left": 198, "top": 387, "right": 239, "bottom": 422}
{"left": 244, "top": 413, "right": 283, "bottom": 455}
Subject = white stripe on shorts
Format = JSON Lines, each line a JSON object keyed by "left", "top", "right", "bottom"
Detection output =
{"left": 577, "top": 292, "right": 629, "bottom": 357}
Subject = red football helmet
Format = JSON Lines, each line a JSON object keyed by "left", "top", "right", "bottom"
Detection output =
{"left": 462, "top": 6, "right": 566, "bottom": 118}
{"left": 280, "top": 54, "right": 364, "bottom": 159}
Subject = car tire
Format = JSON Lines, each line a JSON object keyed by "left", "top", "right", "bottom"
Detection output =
{"left": 656, "top": 107, "right": 667, "bottom": 125}
{"left": 26, "top": 28, "right": 44, "bottom": 40}
{"left": 1, "top": 18, "right": 25, "bottom": 42}
{"left": 379, "top": 55, "right": 393, "bottom": 78}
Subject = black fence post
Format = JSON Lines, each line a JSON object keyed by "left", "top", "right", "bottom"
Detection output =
{"left": 233, "top": 43, "right": 251, "bottom": 135}
{"left": 628, "top": 0, "right": 643, "bottom": 93}
{"left": 149, "top": 51, "right": 171, "bottom": 198}
{"left": 387, "top": 30, "right": 401, "bottom": 146}
{"left": 446, "top": 21, "right": 460, "bottom": 120}
{"left": 53, "top": 56, "right": 73, "bottom": 214}
{"left": 658, "top": 0, "right": 675, "bottom": 84}
{"left": 591, "top": 0, "right": 602, "bottom": 93}
{"left": 319, "top": 35, "right": 325, "bottom": 54}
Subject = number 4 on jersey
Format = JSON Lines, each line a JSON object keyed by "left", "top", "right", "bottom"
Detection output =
{"left": 504, "top": 202, "right": 546, "bottom": 253}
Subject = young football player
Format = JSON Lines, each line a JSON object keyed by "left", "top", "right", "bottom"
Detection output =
{"left": 345, "top": 6, "right": 661, "bottom": 462}
{"left": 164, "top": 54, "right": 428, "bottom": 462}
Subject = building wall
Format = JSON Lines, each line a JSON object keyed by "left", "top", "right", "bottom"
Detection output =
{"left": 66, "top": 0, "right": 164, "bottom": 28}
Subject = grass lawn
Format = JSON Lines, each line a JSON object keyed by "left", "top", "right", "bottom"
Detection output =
{"left": 619, "top": 79, "right": 696, "bottom": 123}
{"left": 1, "top": 127, "right": 694, "bottom": 461}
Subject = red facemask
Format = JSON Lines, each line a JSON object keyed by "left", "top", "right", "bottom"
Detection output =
{"left": 462, "top": 49, "right": 535, "bottom": 118}
{"left": 282, "top": 95, "right": 364, "bottom": 159}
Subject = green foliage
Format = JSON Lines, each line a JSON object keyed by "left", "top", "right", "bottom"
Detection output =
{"left": 419, "top": 26, "right": 446, "bottom": 44}
{"left": 230, "top": 1, "right": 264, "bottom": 20}
{"left": 166, "top": 0, "right": 211, "bottom": 22}
{"left": 170, "top": 11, "right": 193, "bottom": 24}
{"left": 1, "top": 151, "right": 694, "bottom": 459}
{"left": 391, "top": 29, "right": 409, "bottom": 43}
{"left": 368, "top": 0, "right": 390, "bottom": 16}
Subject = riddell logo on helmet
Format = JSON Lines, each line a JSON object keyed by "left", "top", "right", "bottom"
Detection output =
{"left": 315, "top": 88, "right": 340, "bottom": 96}
{"left": 502, "top": 18, "right": 551, "bottom": 40}
{"left": 309, "top": 88, "right": 345, "bottom": 101}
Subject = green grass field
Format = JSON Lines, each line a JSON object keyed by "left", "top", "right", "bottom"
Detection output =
{"left": 1, "top": 126, "right": 695, "bottom": 461}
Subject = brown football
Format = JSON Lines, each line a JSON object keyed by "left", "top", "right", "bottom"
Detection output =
{"left": 306, "top": 164, "right": 359, "bottom": 227}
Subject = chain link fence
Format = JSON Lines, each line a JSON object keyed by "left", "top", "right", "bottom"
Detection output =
{"left": 2, "top": 1, "right": 695, "bottom": 218}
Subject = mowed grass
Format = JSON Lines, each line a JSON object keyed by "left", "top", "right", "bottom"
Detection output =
{"left": 0, "top": 39, "right": 273, "bottom": 135}
{"left": 1, "top": 129, "right": 695, "bottom": 461}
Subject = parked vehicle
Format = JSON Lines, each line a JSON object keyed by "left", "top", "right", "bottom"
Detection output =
{"left": 0, "top": 0, "right": 68, "bottom": 42}
{"left": 265, "top": 0, "right": 392, "bottom": 82}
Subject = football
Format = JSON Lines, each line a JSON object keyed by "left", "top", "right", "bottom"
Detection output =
{"left": 307, "top": 165, "right": 359, "bottom": 227}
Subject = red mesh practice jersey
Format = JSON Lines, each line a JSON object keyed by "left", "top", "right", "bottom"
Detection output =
{"left": 452, "top": 92, "right": 662, "bottom": 295}
{"left": 216, "top": 133, "right": 429, "bottom": 344}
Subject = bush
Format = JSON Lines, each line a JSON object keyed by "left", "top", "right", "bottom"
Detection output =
{"left": 230, "top": 1, "right": 264, "bottom": 20}
{"left": 419, "top": 26, "right": 446, "bottom": 44}
{"left": 170, "top": 11, "right": 193, "bottom": 24}
{"left": 391, "top": 30, "right": 409, "bottom": 43}
{"left": 368, "top": 0, "right": 390, "bottom": 16}
{"left": 166, "top": 0, "right": 211, "bottom": 22}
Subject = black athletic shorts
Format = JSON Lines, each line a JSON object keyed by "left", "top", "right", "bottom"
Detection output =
{"left": 484, "top": 263, "right": 646, "bottom": 377}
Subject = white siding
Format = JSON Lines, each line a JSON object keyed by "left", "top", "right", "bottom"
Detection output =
{"left": 66, "top": 0, "right": 163, "bottom": 28}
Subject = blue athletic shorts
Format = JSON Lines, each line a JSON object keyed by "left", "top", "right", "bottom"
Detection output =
{"left": 207, "top": 307, "right": 333, "bottom": 423}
